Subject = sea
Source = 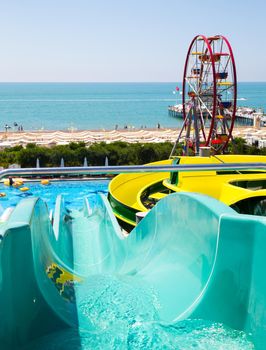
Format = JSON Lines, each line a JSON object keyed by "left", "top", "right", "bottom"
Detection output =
{"left": 0, "top": 82, "right": 265, "bottom": 131}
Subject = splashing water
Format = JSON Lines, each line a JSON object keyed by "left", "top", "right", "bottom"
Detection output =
{"left": 23, "top": 274, "right": 254, "bottom": 349}
{"left": 77, "top": 275, "right": 160, "bottom": 330}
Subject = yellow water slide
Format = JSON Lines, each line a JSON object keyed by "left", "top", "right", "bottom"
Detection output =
{"left": 108, "top": 155, "right": 266, "bottom": 230}
{"left": 164, "top": 155, "right": 266, "bottom": 205}
{"left": 108, "top": 159, "right": 172, "bottom": 228}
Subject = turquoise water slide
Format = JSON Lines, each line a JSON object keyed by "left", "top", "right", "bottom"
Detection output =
{"left": 0, "top": 192, "right": 265, "bottom": 348}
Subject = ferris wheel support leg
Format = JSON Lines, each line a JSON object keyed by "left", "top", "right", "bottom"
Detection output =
{"left": 185, "top": 110, "right": 193, "bottom": 156}
{"left": 170, "top": 112, "right": 190, "bottom": 158}
{"left": 193, "top": 105, "right": 200, "bottom": 155}
{"left": 199, "top": 114, "right": 207, "bottom": 142}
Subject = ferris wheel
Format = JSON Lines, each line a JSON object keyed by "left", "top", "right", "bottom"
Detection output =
{"left": 171, "top": 35, "right": 237, "bottom": 156}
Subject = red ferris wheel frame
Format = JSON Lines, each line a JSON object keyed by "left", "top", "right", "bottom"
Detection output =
{"left": 172, "top": 34, "right": 237, "bottom": 156}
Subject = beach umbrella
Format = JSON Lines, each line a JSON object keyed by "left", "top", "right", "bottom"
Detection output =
{"left": 36, "top": 158, "right": 40, "bottom": 168}
{"left": 105, "top": 156, "right": 109, "bottom": 167}
{"left": 60, "top": 158, "right": 65, "bottom": 167}
{"left": 83, "top": 157, "right": 88, "bottom": 167}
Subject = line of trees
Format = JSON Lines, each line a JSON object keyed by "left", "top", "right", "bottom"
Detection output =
{"left": 0, "top": 141, "right": 174, "bottom": 168}
{"left": 0, "top": 138, "right": 264, "bottom": 168}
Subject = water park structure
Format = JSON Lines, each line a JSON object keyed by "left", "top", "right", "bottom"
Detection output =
{"left": 0, "top": 35, "right": 265, "bottom": 349}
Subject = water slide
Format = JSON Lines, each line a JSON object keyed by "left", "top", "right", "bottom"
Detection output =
{"left": 108, "top": 155, "right": 266, "bottom": 229}
{"left": 108, "top": 158, "right": 172, "bottom": 227}
{"left": 0, "top": 191, "right": 266, "bottom": 349}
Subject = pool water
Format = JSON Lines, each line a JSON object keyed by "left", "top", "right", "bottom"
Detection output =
{"left": 22, "top": 321, "right": 254, "bottom": 350}
{"left": 23, "top": 275, "right": 254, "bottom": 349}
{"left": 0, "top": 179, "right": 109, "bottom": 213}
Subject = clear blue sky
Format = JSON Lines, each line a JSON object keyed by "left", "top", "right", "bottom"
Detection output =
{"left": 0, "top": 0, "right": 265, "bottom": 82}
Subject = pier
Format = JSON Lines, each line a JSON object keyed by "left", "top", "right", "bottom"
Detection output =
{"left": 168, "top": 105, "right": 266, "bottom": 127}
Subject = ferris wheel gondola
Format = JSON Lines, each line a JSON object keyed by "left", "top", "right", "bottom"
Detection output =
{"left": 171, "top": 35, "right": 237, "bottom": 156}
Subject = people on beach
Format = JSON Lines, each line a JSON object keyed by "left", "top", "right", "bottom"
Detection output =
{"left": 6, "top": 122, "right": 23, "bottom": 131}
{"left": 4, "top": 124, "right": 11, "bottom": 132}
{"left": 157, "top": 123, "right": 161, "bottom": 129}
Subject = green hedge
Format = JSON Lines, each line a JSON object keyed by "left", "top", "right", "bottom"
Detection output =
{"left": 0, "top": 139, "right": 264, "bottom": 168}
{"left": 0, "top": 141, "right": 177, "bottom": 168}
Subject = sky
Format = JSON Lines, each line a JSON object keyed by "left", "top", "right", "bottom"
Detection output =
{"left": 0, "top": 0, "right": 265, "bottom": 82}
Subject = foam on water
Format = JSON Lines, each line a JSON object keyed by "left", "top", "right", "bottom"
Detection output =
{"left": 127, "top": 319, "right": 254, "bottom": 350}
{"left": 22, "top": 274, "right": 254, "bottom": 349}
{"left": 76, "top": 275, "right": 160, "bottom": 330}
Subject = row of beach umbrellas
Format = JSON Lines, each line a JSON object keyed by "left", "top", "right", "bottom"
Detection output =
{"left": 1, "top": 129, "right": 179, "bottom": 146}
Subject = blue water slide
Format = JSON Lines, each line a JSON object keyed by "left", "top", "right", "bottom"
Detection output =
{"left": 0, "top": 198, "right": 68, "bottom": 350}
{"left": 0, "top": 192, "right": 266, "bottom": 348}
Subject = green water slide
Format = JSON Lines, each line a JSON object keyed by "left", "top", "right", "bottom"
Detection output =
{"left": 0, "top": 192, "right": 266, "bottom": 348}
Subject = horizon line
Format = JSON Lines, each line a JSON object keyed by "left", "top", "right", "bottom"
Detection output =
{"left": 0, "top": 81, "right": 265, "bottom": 84}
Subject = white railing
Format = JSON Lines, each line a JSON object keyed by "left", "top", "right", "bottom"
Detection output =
{"left": 0, "top": 162, "right": 265, "bottom": 179}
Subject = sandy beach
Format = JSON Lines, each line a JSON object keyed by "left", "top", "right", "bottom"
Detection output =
{"left": 0, "top": 126, "right": 265, "bottom": 148}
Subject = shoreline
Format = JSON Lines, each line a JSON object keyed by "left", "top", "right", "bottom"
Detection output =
{"left": 0, "top": 126, "right": 265, "bottom": 147}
